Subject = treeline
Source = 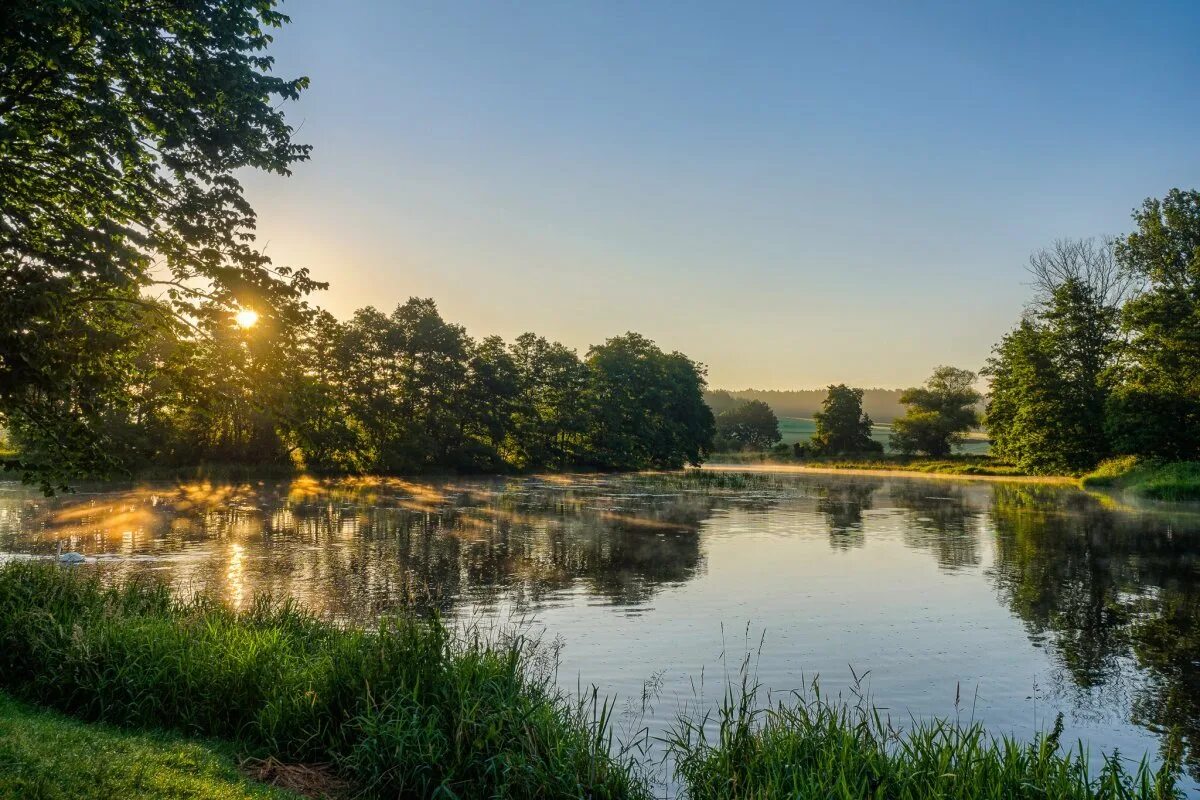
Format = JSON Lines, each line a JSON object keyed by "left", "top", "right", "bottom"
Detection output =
{"left": 7, "top": 297, "right": 715, "bottom": 482}
{"left": 984, "top": 189, "right": 1200, "bottom": 474}
{"left": 706, "top": 388, "right": 908, "bottom": 422}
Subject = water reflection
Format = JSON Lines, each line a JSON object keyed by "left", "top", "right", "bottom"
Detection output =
{"left": 3, "top": 472, "right": 1200, "bottom": 784}
{"left": 989, "top": 483, "right": 1200, "bottom": 775}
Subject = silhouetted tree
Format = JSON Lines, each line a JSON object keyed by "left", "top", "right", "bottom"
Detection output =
{"left": 810, "top": 385, "right": 882, "bottom": 456}
{"left": 0, "top": 0, "right": 319, "bottom": 491}
{"left": 714, "top": 400, "right": 781, "bottom": 451}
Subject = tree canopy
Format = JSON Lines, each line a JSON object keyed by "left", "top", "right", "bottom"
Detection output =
{"left": 0, "top": 0, "right": 318, "bottom": 490}
{"left": 1109, "top": 189, "right": 1200, "bottom": 459}
{"left": 984, "top": 200, "right": 1200, "bottom": 473}
{"left": 890, "top": 367, "right": 981, "bottom": 457}
{"left": 714, "top": 400, "right": 781, "bottom": 451}
{"left": 810, "top": 385, "right": 882, "bottom": 456}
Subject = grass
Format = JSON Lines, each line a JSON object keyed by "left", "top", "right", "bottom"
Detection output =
{"left": 666, "top": 671, "right": 1180, "bottom": 800}
{"left": 0, "top": 691, "right": 299, "bottom": 800}
{"left": 1081, "top": 457, "right": 1200, "bottom": 502}
{"left": 0, "top": 563, "right": 648, "bottom": 800}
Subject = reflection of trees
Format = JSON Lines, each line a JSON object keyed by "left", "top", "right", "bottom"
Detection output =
{"left": 889, "top": 483, "right": 981, "bottom": 571}
{"left": 989, "top": 483, "right": 1200, "bottom": 776}
{"left": 8, "top": 477, "right": 709, "bottom": 618}
{"left": 816, "top": 482, "right": 875, "bottom": 549}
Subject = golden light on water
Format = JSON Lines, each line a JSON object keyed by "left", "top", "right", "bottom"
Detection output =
{"left": 234, "top": 308, "right": 259, "bottom": 329}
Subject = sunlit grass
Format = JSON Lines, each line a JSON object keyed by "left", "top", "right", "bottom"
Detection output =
{"left": 0, "top": 691, "right": 299, "bottom": 800}
{"left": 1082, "top": 458, "right": 1200, "bottom": 502}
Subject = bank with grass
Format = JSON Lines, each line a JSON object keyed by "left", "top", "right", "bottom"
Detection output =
{"left": 1082, "top": 457, "right": 1200, "bottom": 502}
{"left": 0, "top": 563, "right": 1183, "bottom": 799}
{"left": 0, "top": 691, "right": 299, "bottom": 800}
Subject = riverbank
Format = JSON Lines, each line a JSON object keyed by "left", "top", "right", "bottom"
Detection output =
{"left": 1081, "top": 457, "right": 1200, "bottom": 502}
{"left": 0, "top": 564, "right": 1181, "bottom": 799}
{"left": 0, "top": 691, "right": 300, "bottom": 799}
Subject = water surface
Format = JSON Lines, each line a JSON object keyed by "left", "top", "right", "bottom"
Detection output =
{"left": 2, "top": 471, "right": 1198, "bottom": 793}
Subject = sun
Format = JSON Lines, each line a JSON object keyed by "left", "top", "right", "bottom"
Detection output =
{"left": 234, "top": 308, "right": 259, "bottom": 329}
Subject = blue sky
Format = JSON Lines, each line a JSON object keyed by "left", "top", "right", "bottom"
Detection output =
{"left": 242, "top": 0, "right": 1200, "bottom": 389}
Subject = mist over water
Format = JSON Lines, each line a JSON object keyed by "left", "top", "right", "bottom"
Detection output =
{"left": 3, "top": 472, "right": 1199, "bottom": 794}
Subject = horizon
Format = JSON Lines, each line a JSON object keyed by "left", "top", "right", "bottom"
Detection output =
{"left": 240, "top": 0, "right": 1199, "bottom": 388}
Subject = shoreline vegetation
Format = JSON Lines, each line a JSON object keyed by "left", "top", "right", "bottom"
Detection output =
{"left": 703, "top": 453, "right": 1200, "bottom": 498}
{"left": 0, "top": 564, "right": 1182, "bottom": 800}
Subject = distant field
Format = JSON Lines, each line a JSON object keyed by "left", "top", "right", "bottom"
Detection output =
{"left": 778, "top": 417, "right": 991, "bottom": 455}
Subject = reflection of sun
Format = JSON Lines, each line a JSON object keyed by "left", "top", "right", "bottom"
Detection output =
{"left": 234, "top": 308, "right": 259, "bottom": 329}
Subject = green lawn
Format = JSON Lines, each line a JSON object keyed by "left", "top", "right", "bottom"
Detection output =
{"left": 0, "top": 692, "right": 299, "bottom": 800}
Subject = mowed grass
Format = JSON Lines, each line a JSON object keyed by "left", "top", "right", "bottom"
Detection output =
{"left": 1082, "top": 457, "right": 1200, "bottom": 502}
{"left": 667, "top": 675, "right": 1180, "bottom": 800}
{"left": 0, "top": 563, "right": 648, "bottom": 800}
{"left": 0, "top": 691, "right": 299, "bottom": 800}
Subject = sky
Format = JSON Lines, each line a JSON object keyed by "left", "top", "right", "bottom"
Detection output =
{"left": 240, "top": 0, "right": 1200, "bottom": 390}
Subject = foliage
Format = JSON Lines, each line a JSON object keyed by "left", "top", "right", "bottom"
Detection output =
{"left": 3, "top": 295, "right": 715, "bottom": 481}
{"left": 0, "top": 691, "right": 299, "bottom": 800}
{"left": 810, "top": 385, "right": 883, "bottom": 456}
{"left": 584, "top": 333, "right": 715, "bottom": 470}
{"left": 984, "top": 240, "right": 1126, "bottom": 474}
{"left": 666, "top": 670, "right": 1179, "bottom": 800}
{"left": 0, "top": 0, "right": 321, "bottom": 491}
{"left": 890, "top": 366, "right": 981, "bottom": 456}
{"left": 714, "top": 400, "right": 781, "bottom": 451}
{"left": 0, "top": 563, "right": 649, "bottom": 800}
{"left": 1111, "top": 189, "right": 1200, "bottom": 460}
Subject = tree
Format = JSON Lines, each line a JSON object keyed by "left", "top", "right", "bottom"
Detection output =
{"left": 891, "top": 367, "right": 981, "bottom": 457}
{"left": 584, "top": 333, "right": 714, "bottom": 470}
{"left": 810, "top": 385, "right": 882, "bottom": 456}
{"left": 983, "top": 240, "right": 1127, "bottom": 473}
{"left": 714, "top": 400, "right": 780, "bottom": 451}
{"left": 509, "top": 333, "right": 588, "bottom": 469}
{"left": 0, "top": 0, "right": 318, "bottom": 491}
{"left": 1110, "top": 189, "right": 1200, "bottom": 459}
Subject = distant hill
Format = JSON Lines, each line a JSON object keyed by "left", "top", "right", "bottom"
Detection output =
{"left": 706, "top": 388, "right": 908, "bottom": 422}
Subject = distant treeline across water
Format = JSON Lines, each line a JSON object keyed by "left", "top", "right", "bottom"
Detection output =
{"left": 706, "top": 388, "right": 909, "bottom": 423}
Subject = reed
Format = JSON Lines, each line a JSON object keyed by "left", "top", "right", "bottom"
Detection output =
{"left": 664, "top": 670, "right": 1180, "bottom": 800}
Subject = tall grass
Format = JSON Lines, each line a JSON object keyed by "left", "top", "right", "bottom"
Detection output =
{"left": 0, "top": 563, "right": 648, "bottom": 799}
{"left": 665, "top": 670, "right": 1180, "bottom": 800}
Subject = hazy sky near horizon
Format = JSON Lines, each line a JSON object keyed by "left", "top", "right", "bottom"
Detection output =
{"left": 242, "top": 0, "right": 1199, "bottom": 389}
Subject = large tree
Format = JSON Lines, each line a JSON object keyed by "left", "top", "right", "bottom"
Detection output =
{"left": 1110, "top": 189, "right": 1200, "bottom": 459}
{"left": 584, "top": 333, "right": 714, "bottom": 470}
{"left": 984, "top": 240, "right": 1127, "bottom": 473}
{"left": 714, "top": 400, "right": 780, "bottom": 451}
{"left": 810, "top": 384, "right": 882, "bottom": 456}
{"left": 0, "top": 0, "right": 318, "bottom": 490}
{"left": 891, "top": 366, "right": 981, "bottom": 457}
